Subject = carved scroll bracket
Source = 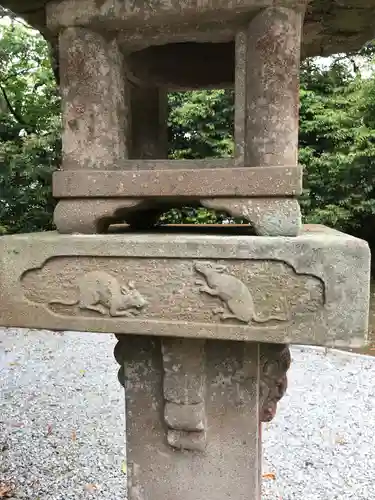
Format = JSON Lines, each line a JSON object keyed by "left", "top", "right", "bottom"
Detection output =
{"left": 115, "top": 336, "right": 290, "bottom": 442}
{"left": 259, "top": 343, "right": 291, "bottom": 422}
{"left": 162, "top": 338, "right": 207, "bottom": 452}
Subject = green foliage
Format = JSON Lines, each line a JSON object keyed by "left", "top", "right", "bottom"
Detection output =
{"left": 0, "top": 20, "right": 61, "bottom": 234}
{"left": 168, "top": 90, "right": 234, "bottom": 159}
{"left": 299, "top": 58, "right": 375, "bottom": 244}
{"left": 159, "top": 206, "right": 230, "bottom": 225}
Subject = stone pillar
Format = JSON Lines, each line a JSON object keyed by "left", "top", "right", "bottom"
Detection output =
{"left": 244, "top": 7, "right": 303, "bottom": 167}
{"left": 58, "top": 27, "right": 129, "bottom": 170}
{"left": 114, "top": 335, "right": 291, "bottom": 500}
{"left": 129, "top": 85, "right": 168, "bottom": 160}
{"left": 53, "top": 31, "right": 170, "bottom": 233}
{"left": 53, "top": 27, "right": 140, "bottom": 233}
{"left": 209, "top": 4, "right": 307, "bottom": 235}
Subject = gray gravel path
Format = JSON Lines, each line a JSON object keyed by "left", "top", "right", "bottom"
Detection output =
{"left": 0, "top": 329, "right": 125, "bottom": 500}
{"left": 1, "top": 328, "right": 375, "bottom": 499}
{"left": 262, "top": 346, "right": 375, "bottom": 500}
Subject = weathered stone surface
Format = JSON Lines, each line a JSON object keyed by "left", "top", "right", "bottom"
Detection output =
{"left": 115, "top": 335, "right": 262, "bottom": 500}
{"left": 234, "top": 29, "right": 247, "bottom": 165}
{"left": 59, "top": 27, "right": 128, "bottom": 170}
{"left": 0, "top": 225, "right": 369, "bottom": 348}
{"left": 202, "top": 198, "right": 302, "bottom": 236}
{"left": 53, "top": 196, "right": 302, "bottom": 235}
{"left": 243, "top": 7, "right": 302, "bottom": 167}
{"left": 52, "top": 165, "right": 303, "bottom": 197}
{"left": 2, "top": 0, "right": 375, "bottom": 72}
{"left": 162, "top": 338, "right": 206, "bottom": 405}
{"left": 259, "top": 343, "right": 291, "bottom": 422}
{"left": 167, "top": 429, "right": 207, "bottom": 452}
{"left": 52, "top": 198, "right": 142, "bottom": 234}
{"left": 234, "top": 7, "right": 303, "bottom": 167}
{"left": 162, "top": 338, "right": 207, "bottom": 450}
{"left": 50, "top": 6, "right": 306, "bottom": 236}
{"left": 164, "top": 402, "right": 206, "bottom": 431}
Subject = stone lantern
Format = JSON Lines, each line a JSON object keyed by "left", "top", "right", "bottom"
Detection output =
{"left": 0, "top": 0, "right": 373, "bottom": 498}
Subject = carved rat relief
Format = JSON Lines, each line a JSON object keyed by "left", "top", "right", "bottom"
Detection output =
{"left": 48, "top": 270, "right": 147, "bottom": 317}
{"left": 194, "top": 261, "right": 289, "bottom": 324}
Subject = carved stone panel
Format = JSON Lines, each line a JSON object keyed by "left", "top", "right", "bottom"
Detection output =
{"left": 21, "top": 258, "right": 322, "bottom": 324}
{"left": 0, "top": 227, "right": 370, "bottom": 347}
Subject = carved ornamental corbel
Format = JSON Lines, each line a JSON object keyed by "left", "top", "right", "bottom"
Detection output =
{"left": 259, "top": 343, "right": 291, "bottom": 422}
{"left": 162, "top": 338, "right": 207, "bottom": 452}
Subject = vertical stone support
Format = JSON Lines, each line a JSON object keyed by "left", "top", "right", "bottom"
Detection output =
{"left": 130, "top": 86, "right": 168, "bottom": 160}
{"left": 229, "top": 4, "right": 307, "bottom": 235}
{"left": 234, "top": 29, "right": 247, "bottom": 166}
{"left": 54, "top": 27, "right": 138, "bottom": 233}
{"left": 58, "top": 27, "right": 129, "bottom": 171}
{"left": 236, "top": 5, "right": 305, "bottom": 167}
{"left": 114, "top": 335, "right": 291, "bottom": 500}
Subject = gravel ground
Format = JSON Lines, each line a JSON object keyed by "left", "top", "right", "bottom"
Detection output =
{"left": 0, "top": 329, "right": 125, "bottom": 500}
{"left": 1, "top": 328, "right": 375, "bottom": 500}
{"left": 262, "top": 346, "right": 375, "bottom": 500}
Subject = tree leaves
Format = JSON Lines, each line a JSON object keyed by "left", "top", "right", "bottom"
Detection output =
{"left": 299, "top": 57, "right": 375, "bottom": 242}
{"left": 0, "top": 20, "right": 60, "bottom": 234}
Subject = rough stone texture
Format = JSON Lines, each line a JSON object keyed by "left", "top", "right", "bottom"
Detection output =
{"left": 259, "top": 343, "right": 291, "bottom": 422}
{"left": 244, "top": 7, "right": 302, "bottom": 167}
{"left": 44, "top": 0, "right": 306, "bottom": 32}
{"left": 115, "top": 335, "right": 262, "bottom": 500}
{"left": 162, "top": 338, "right": 207, "bottom": 450}
{"left": 59, "top": 27, "right": 128, "bottom": 170}
{"left": 202, "top": 198, "right": 302, "bottom": 236}
{"left": 3, "top": 1, "right": 375, "bottom": 79}
{"left": 0, "top": 225, "right": 370, "bottom": 348}
{"left": 53, "top": 198, "right": 141, "bottom": 234}
{"left": 234, "top": 29, "right": 247, "bottom": 165}
{"left": 59, "top": 158, "right": 233, "bottom": 171}
{"left": 53, "top": 196, "right": 302, "bottom": 235}
{"left": 52, "top": 165, "right": 303, "bottom": 198}
{"left": 21, "top": 1, "right": 375, "bottom": 57}
{"left": 48, "top": 3, "right": 307, "bottom": 235}
{"left": 164, "top": 402, "right": 206, "bottom": 431}
{"left": 0, "top": 2, "right": 372, "bottom": 499}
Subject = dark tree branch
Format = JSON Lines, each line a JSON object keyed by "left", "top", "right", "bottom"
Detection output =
{"left": 0, "top": 84, "right": 33, "bottom": 132}
{"left": 46, "top": 39, "right": 60, "bottom": 86}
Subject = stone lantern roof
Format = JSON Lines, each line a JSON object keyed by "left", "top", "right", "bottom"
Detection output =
{"left": 1, "top": 0, "right": 375, "bottom": 59}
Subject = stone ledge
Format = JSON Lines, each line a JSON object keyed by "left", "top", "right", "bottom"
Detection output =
{"left": 52, "top": 165, "right": 303, "bottom": 198}
{"left": 2, "top": 0, "right": 375, "bottom": 61}
{"left": 0, "top": 225, "right": 370, "bottom": 348}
